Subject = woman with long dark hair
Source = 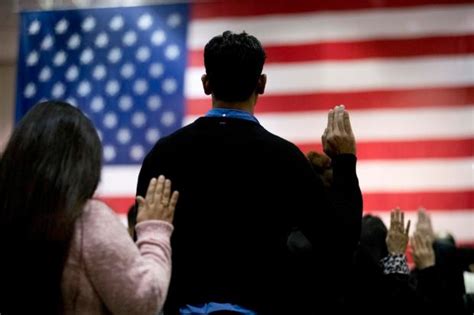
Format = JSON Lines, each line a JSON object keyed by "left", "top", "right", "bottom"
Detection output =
{"left": 0, "top": 101, "right": 178, "bottom": 314}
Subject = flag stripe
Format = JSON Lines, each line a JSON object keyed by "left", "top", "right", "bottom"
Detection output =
{"left": 191, "top": 0, "right": 474, "bottom": 19}
{"left": 100, "top": 192, "right": 473, "bottom": 214}
{"left": 297, "top": 138, "right": 474, "bottom": 160}
{"left": 363, "top": 191, "right": 474, "bottom": 211}
{"left": 186, "top": 106, "right": 474, "bottom": 142}
{"left": 186, "top": 56, "right": 474, "bottom": 98}
{"left": 100, "top": 197, "right": 135, "bottom": 214}
{"left": 189, "top": 5, "right": 474, "bottom": 49}
{"left": 96, "top": 158, "right": 473, "bottom": 196}
{"left": 189, "top": 35, "right": 474, "bottom": 66}
{"left": 357, "top": 158, "right": 473, "bottom": 192}
{"left": 187, "top": 86, "right": 474, "bottom": 115}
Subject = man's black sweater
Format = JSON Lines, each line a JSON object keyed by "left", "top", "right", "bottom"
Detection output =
{"left": 136, "top": 116, "right": 362, "bottom": 314}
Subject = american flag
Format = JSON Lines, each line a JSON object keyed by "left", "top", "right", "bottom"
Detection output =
{"left": 16, "top": 1, "right": 474, "bottom": 245}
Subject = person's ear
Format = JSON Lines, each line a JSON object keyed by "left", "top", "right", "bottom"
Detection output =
{"left": 201, "top": 74, "right": 212, "bottom": 95}
{"left": 256, "top": 74, "right": 266, "bottom": 95}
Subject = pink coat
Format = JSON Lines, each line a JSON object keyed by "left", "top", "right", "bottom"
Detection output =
{"left": 61, "top": 200, "right": 173, "bottom": 315}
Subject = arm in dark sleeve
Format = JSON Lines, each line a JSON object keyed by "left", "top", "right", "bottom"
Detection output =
{"left": 287, "top": 151, "right": 362, "bottom": 258}
{"left": 329, "top": 154, "right": 363, "bottom": 260}
{"left": 285, "top": 150, "right": 361, "bottom": 311}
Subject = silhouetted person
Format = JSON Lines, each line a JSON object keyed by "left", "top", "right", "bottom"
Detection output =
{"left": 137, "top": 31, "right": 362, "bottom": 314}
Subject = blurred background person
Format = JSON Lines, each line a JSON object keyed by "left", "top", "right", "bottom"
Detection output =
{"left": 413, "top": 209, "right": 474, "bottom": 314}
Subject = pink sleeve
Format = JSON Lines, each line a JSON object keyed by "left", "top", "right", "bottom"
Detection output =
{"left": 82, "top": 200, "right": 173, "bottom": 315}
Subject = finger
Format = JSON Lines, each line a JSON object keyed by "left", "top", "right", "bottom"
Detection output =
{"left": 401, "top": 211, "right": 405, "bottom": 229}
{"left": 393, "top": 208, "right": 400, "bottom": 227}
{"left": 419, "top": 208, "right": 427, "bottom": 222}
{"left": 169, "top": 191, "right": 179, "bottom": 213}
{"left": 162, "top": 179, "right": 172, "bottom": 205}
{"left": 405, "top": 219, "right": 411, "bottom": 236}
{"left": 396, "top": 207, "right": 402, "bottom": 226}
{"left": 419, "top": 207, "right": 426, "bottom": 217}
{"left": 327, "top": 109, "right": 334, "bottom": 133}
{"left": 146, "top": 178, "right": 157, "bottom": 204}
{"left": 335, "top": 106, "right": 344, "bottom": 133}
{"left": 422, "top": 209, "right": 432, "bottom": 225}
{"left": 136, "top": 196, "right": 145, "bottom": 212}
{"left": 322, "top": 128, "right": 328, "bottom": 145}
{"left": 390, "top": 210, "right": 395, "bottom": 227}
{"left": 343, "top": 110, "right": 353, "bottom": 135}
{"left": 153, "top": 175, "right": 165, "bottom": 204}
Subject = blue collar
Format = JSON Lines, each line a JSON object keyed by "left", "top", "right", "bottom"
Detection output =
{"left": 205, "top": 108, "right": 259, "bottom": 124}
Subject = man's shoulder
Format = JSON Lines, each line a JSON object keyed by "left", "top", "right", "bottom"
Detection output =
{"left": 149, "top": 119, "right": 201, "bottom": 148}
{"left": 259, "top": 126, "right": 305, "bottom": 156}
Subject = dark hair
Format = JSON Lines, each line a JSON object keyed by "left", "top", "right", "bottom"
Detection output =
{"left": 0, "top": 101, "right": 101, "bottom": 314}
{"left": 204, "top": 31, "right": 266, "bottom": 102}
{"left": 127, "top": 204, "right": 138, "bottom": 229}
{"left": 360, "top": 215, "right": 389, "bottom": 262}
{"left": 128, "top": 204, "right": 138, "bottom": 240}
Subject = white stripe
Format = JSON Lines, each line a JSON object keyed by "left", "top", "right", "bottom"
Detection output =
{"left": 374, "top": 210, "right": 474, "bottom": 243}
{"left": 189, "top": 4, "right": 474, "bottom": 49}
{"left": 185, "top": 106, "right": 474, "bottom": 142}
{"left": 357, "top": 158, "right": 474, "bottom": 192}
{"left": 96, "top": 157, "right": 473, "bottom": 195}
{"left": 96, "top": 165, "right": 139, "bottom": 196}
{"left": 118, "top": 214, "right": 129, "bottom": 227}
{"left": 185, "top": 55, "right": 474, "bottom": 98}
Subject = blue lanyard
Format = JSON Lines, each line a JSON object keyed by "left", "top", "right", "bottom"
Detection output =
{"left": 180, "top": 302, "right": 256, "bottom": 314}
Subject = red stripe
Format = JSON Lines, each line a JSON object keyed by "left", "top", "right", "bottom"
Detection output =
{"left": 98, "top": 197, "right": 135, "bottom": 214}
{"left": 363, "top": 191, "right": 474, "bottom": 212}
{"left": 186, "top": 86, "right": 474, "bottom": 115}
{"left": 457, "top": 241, "right": 474, "bottom": 248}
{"left": 297, "top": 138, "right": 474, "bottom": 160}
{"left": 189, "top": 35, "right": 474, "bottom": 67}
{"left": 100, "top": 190, "right": 473, "bottom": 215}
{"left": 191, "top": 0, "right": 472, "bottom": 19}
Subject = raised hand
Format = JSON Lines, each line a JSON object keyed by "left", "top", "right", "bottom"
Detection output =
{"left": 415, "top": 208, "right": 435, "bottom": 243}
{"left": 411, "top": 233, "right": 435, "bottom": 270}
{"left": 322, "top": 105, "right": 356, "bottom": 158}
{"left": 136, "top": 175, "right": 179, "bottom": 224}
{"left": 386, "top": 208, "right": 411, "bottom": 255}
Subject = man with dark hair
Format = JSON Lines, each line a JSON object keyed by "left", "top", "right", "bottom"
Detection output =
{"left": 137, "top": 31, "right": 362, "bottom": 314}
{"left": 203, "top": 31, "right": 266, "bottom": 103}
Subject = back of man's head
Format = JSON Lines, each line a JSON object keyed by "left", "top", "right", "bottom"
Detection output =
{"left": 204, "top": 31, "right": 266, "bottom": 102}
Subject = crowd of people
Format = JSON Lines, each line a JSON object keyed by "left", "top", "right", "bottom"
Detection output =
{"left": 0, "top": 31, "right": 473, "bottom": 315}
